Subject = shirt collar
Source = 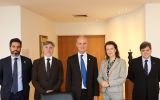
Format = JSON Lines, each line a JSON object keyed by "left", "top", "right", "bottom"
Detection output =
{"left": 78, "top": 52, "right": 87, "bottom": 57}
{"left": 142, "top": 56, "right": 151, "bottom": 63}
{"left": 44, "top": 56, "right": 52, "bottom": 60}
{"left": 11, "top": 55, "right": 20, "bottom": 60}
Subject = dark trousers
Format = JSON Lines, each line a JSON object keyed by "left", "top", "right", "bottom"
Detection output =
{"left": 9, "top": 91, "right": 24, "bottom": 100}
{"left": 80, "top": 89, "right": 88, "bottom": 100}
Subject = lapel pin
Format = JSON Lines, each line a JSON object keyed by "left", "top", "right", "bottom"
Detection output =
{"left": 23, "top": 61, "right": 26, "bottom": 63}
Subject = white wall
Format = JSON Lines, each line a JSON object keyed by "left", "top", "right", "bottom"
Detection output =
{"left": 54, "top": 7, "right": 145, "bottom": 61}
{"left": 21, "top": 7, "right": 57, "bottom": 100}
{"left": 0, "top": 6, "right": 21, "bottom": 58}
{"left": 145, "top": 3, "right": 160, "bottom": 58}
{"left": 54, "top": 21, "right": 107, "bottom": 35}
{"left": 106, "top": 7, "right": 145, "bottom": 61}
{"left": 21, "top": 7, "right": 57, "bottom": 60}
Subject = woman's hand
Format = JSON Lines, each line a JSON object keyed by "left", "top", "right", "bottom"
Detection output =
{"left": 102, "top": 80, "right": 110, "bottom": 88}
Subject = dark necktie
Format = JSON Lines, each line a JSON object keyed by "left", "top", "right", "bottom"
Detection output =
{"left": 144, "top": 60, "right": 148, "bottom": 75}
{"left": 11, "top": 58, "right": 18, "bottom": 94}
{"left": 80, "top": 55, "right": 87, "bottom": 88}
{"left": 47, "top": 58, "right": 51, "bottom": 79}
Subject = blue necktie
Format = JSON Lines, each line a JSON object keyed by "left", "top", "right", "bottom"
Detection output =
{"left": 11, "top": 58, "right": 18, "bottom": 94}
{"left": 80, "top": 55, "right": 87, "bottom": 88}
{"left": 144, "top": 60, "right": 148, "bottom": 75}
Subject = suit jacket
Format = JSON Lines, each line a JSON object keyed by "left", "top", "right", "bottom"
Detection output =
{"left": 32, "top": 57, "right": 63, "bottom": 100}
{"left": 97, "top": 58, "right": 126, "bottom": 97}
{"left": 127, "top": 56, "right": 160, "bottom": 100}
{"left": 66, "top": 53, "right": 99, "bottom": 100}
{"left": 0, "top": 56, "right": 32, "bottom": 100}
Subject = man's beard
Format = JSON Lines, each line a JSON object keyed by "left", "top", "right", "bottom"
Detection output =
{"left": 11, "top": 50, "right": 20, "bottom": 56}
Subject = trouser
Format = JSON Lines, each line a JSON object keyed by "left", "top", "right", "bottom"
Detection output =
{"left": 81, "top": 89, "right": 88, "bottom": 100}
{"left": 103, "top": 92, "right": 123, "bottom": 100}
{"left": 9, "top": 91, "right": 24, "bottom": 100}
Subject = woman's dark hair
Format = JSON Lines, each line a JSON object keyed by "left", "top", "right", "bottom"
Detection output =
{"left": 104, "top": 41, "right": 120, "bottom": 60}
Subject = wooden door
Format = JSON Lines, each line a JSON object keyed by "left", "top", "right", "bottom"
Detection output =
{"left": 58, "top": 35, "right": 105, "bottom": 92}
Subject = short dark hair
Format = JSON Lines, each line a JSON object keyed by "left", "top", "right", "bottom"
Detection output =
{"left": 104, "top": 41, "right": 120, "bottom": 59}
{"left": 43, "top": 41, "right": 55, "bottom": 47}
{"left": 9, "top": 38, "right": 22, "bottom": 47}
{"left": 140, "top": 41, "right": 151, "bottom": 50}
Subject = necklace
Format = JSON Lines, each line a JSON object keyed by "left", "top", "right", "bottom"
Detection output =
{"left": 106, "top": 58, "right": 116, "bottom": 78}
{"left": 107, "top": 58, "right": 116, "bottom": 69}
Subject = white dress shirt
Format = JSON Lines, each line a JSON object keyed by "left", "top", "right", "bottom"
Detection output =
{"left": 44, "top": 56, "right": 52, "bottom": 72}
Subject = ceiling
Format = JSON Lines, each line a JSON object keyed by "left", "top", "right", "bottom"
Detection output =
{"left": 0, "top": 0, "right": 159, "bottom": 22}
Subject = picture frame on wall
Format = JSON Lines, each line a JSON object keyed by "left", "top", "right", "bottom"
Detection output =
{"left": 39, "top": 35, "right": 48, "bottom": 57}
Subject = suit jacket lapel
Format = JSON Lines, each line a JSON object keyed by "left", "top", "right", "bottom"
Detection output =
{"left": 87, "top": 55, "right": 89, "bottom": 71}
{"left": 8, "top": 56, "right": 12, "bottom": 77}
{"left": 50, "top": 57, "right": 55, "bottom": 72}
{"left": 149, "top": 57, "right": 155, "bottom": 75}
{"left": 87, "top": 54, "right": 90, "bottom": 79}
{"left": 75, "top": 54, "right": 81, "bottom": 77}
{"left": 21, "top": 56, "right": 25, "bottom": 80}
{"left": 40, "top": 57, "right": 48, "bottom": 76}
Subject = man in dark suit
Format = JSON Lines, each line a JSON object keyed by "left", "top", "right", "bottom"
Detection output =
{"left": 66, "top": 36, "right": 99, "bottom": 100}
{"left": 0, "top": 38, "right": 32, "bottom": 100}
{"left": 32, "top": 41, "right": 63, "bottom": 100}
{"left": 127, "top": 41, "right": 160, "bottom": 100}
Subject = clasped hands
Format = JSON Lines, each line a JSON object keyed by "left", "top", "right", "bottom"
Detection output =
{"left": 102, "top": 80, "right": 110, "bottom": 88}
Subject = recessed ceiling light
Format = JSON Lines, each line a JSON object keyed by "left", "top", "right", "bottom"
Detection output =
{"left": 73, "top": 14, "right": 88, "bottom": 18}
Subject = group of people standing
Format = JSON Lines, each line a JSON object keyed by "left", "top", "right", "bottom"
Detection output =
{"left": 0, "top": 36, "right": 160, "bottom": 100}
